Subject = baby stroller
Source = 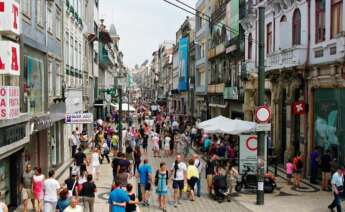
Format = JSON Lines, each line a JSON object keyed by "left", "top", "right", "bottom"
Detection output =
{"left": 212, "top": 174, "right": 231, "bottom": 203}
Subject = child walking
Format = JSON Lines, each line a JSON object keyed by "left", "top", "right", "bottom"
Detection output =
{"left": 286, "top": 159, "right": 293, "bottom": 185}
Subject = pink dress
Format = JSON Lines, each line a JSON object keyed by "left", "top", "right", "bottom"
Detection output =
{"left": 33, "top": 174, "right": 44, "bottom": 200}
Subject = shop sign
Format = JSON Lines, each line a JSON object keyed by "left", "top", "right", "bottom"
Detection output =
{"left": 0, "top": 86, "right": 19, "bottom": 120}
{"left": 215, "top": 83, "right": 225, "bottom": 93}
{"left": 292, "top": 100, "right": 306, "bottom": 115}
{"left": 0, "top": 123, "right": 26, "bottom": 148}
{"left": 208, "top": 84, "right": 216, "bottom": 93}
{"left": 226, "top": 44, "right": 237, "bottom": 54}
{"left": 65, "top": 113, "right": 93, "bottom": 124}
{"left": 207, "top": 48, "right": 216, "bottom": 59}
{"left": 215, "top": 43, "right": 225, "bottom": 56}
{"left": 224, "top": 86, "right": 238, "bottom": 100}
{"left": 0, "top": 0, "right": 20, "bottom": 35}
{"left": 0, "top": 41, "right": 20, "bottom": 75}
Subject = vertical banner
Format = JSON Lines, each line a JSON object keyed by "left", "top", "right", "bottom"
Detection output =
{"left": 178, "top": 37, "right": 188, "bottom": 91}
{"left": 0, "top": 86, "right": 20, "bottom": 120}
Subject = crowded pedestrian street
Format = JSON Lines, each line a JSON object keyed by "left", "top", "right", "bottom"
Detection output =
{"left": 1, "top": 0, "right": 345, "bottom": 212}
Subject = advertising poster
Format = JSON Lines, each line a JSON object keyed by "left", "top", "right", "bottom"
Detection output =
{"left": 178, "top": 37, "right": 188, "bottom": 91}
{"left": 239, "top": 134, "right": 267, "bottom": 175}
{"left": 65, "top": 113, "right": 94, "bottom": 124}
{"left": 0, "top": 86, "right": 20, "bottom": 120}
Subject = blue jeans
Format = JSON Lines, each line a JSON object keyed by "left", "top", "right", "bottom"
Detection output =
{"left": 196, "top": 178, "right": 201, "bottom": 197}
{"left": 329, "top": 192, "right": 342, "bottom": 212}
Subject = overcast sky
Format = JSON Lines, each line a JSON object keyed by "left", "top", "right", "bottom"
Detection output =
{"left": 100, "top": 0, "right": 197, "bottom": 68}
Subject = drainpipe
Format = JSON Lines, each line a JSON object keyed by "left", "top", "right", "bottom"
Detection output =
{"left": 303, "top": 0, "right": 311, "bottom": 177}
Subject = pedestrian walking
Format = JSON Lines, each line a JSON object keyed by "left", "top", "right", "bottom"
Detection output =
{"left": 152, "top": 133, "right": 160, "bottom": 157}
{"left": 226, "top": 163, "right": 238, "bottom": 200}
{"left": 321, "top": 150, "right": 332, "bottom": 191}
{"left": 328, "top": 166, "right": 344, "bottom": 212}
{"left": 43, "top": 170, "right": 61, "bottom": 212}
{"left": 21, "top": 163, "right": 35, "bottom": 212}
{"left": 64, "top": 197, "right": 83, "bottom": 212}
{"left": 170, "top": 154, "right": 187, "bottom": 208}
{"left": 286, "top": 159, "right": 293, "bottom": 185}
{"left": 73, "top": 147, "right": 88, "bottom": 175}
{"left": 100, "top": 141, "right": 111, "bottom": 164}
{"left": 205, "top": 155, "right": 217, "bottom": 195}
{"left": 80, "top": 174, "right": 97, "bottom": 212}
{"left": 164, "top": 133, "right": 171, "bottom": 157}
{"left": 193, "top": 154, "right": 203, "bottom": 197}
{"left": 187, "top": 159, "right": 199, "bottom": 201}
{"left": 117, "top": 167, "right": 130, "bottom": 188}
{"left": 69, "top": 131, "right": 79, "bottom": 157}
{"left": 137, "top": 158, "right": 153, "bottom": 206}
{"left": 112, "top": 152, "right": 121, "bottom": 182}
{"left": 64, "top": 173, "right": 78, "bottom": 197}
{"left": 91, "top": 148, "right": 101, "bottom": 180}
{"left": 133, "top": 145, "right": 142, "bottom": 175}
{"left": 125, "top": 184, "right": 139, "bottom": 212}
{"left": 32, "top": 167, "right": 45, "bottom": 212}
{"left": 310, "top": 147, "right": 320, "bottom": 184}
{"left": 108, "top": 180, "right": 130, "bottom": 212}
{"left": 56, "top": 188, "right": 70, "bottom": 212}
{"left": 293, "top": 153, "right": 303, "bottom": 188}
{"left": 155, "top": 162, "right": 169, "bottom": 212}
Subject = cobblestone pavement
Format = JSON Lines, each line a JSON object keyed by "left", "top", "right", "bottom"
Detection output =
{"left": 91, "top": 147, "right": 251, "bottom": 212}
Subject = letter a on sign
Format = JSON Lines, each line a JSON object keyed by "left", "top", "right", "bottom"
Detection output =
{"left": 0, "top": 41, "right": 20, "bottom": 76}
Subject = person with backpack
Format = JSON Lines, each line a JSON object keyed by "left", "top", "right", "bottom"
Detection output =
{"left": 155, "top": 162, "right": 169, "bottom": 212}
{"left": 170, "top": 154, "right": 187, "bottom": 208}
{"left": 293, "top": 152, "right": 303, "bottom": 188}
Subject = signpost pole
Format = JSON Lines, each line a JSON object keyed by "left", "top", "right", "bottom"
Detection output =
{"left": 118, "top": 87, "right": 123, "bottom": 153}
{"left": 257, "top": 6, "right": 265, "bottom": 205}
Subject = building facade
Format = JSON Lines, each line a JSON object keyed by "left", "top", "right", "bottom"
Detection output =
{"left": 241, "top": 0, "right": 345, "bottom": 174}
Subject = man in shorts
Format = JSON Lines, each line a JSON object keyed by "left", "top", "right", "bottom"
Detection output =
{"left": 138, "top": 159, "right": 152, "bottom": 206}
{"left": 170, "top": 154, "right": 187, "bottom": 208}
{"left": 22, "top": 164, "right": 35, "bottom": 212}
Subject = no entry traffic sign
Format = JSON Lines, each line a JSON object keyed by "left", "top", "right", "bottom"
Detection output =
{"left": 246, "top": 136, "right": 257, "bottom": 151}
{"left": 255, "top": 105, "right": 271, "bottom": 123}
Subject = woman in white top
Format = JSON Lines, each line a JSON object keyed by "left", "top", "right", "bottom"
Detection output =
{"left": 164, "top": 135, "right": 171, "bottom": 157}
{"left": 90, "top": 148, "right": 100, "bottom": 180}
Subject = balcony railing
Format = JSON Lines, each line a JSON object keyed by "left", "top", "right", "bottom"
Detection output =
{"left": 266, "top": 46, "right": 308, "bottom": 71}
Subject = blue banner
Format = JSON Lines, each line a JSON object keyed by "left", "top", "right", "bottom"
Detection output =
{"left": 178, "top": 37, "right": 189, "bottom": 91}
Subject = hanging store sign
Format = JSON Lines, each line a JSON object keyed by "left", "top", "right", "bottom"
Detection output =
{"left": 0, "top": 86, "right": 20, "bottom": 120}
{"left": 65, "top": 113, "right": 94, "bottom": 124}
{"left": 292, "top": 100, "right": 306, "bottom": 115}
{"left": 0, "top": 0, "right": 20, "bottom": 35}
{"left": 0, "top": 41, "right": 20, "bottom": 75}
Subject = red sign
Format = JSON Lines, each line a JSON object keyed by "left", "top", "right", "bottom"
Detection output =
{"left": 246, "top": 136, "right": 257, "bottom": 151}
{"left": 0, "top": 86, "right": 19, "bottom": 120}
{"left": 0, "top": 0, "right": 20, "bottom": 35}
{"left": 255, "top": 105, "right": 271, "bottom": 123}
{"left": 0, "top": 41, "right": 20, "bottom": 76}
{"left": 292, "top": 101, "right": 306, "bottom": 115}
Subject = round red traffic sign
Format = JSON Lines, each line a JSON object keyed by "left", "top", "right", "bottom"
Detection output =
{"left": 255, "top": 105, "right": 271, "bottom": 123}
{"left": 246, "top": 136, "right": 257, "bottom": 151}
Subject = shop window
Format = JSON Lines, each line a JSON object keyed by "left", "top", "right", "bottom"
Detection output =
{"left": 331, "top": 0, "right": 343, "bottom": 38}
{"left": 315, "top": 0, "right": 326, "bottom": 43}
{"left": 314, "top": 88, "right": 345, "bottom": 166}
{"left": 266, "top": 23, "right": 273, "bottom": 54}
{"left": 23, "top": 56, "right": 44, "bottom": 114}
{"left": 292, "top": 9, "right": 301, "bottom": 45}
{"left": 21, "top": 0, "right": 31, "bottom": 19}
